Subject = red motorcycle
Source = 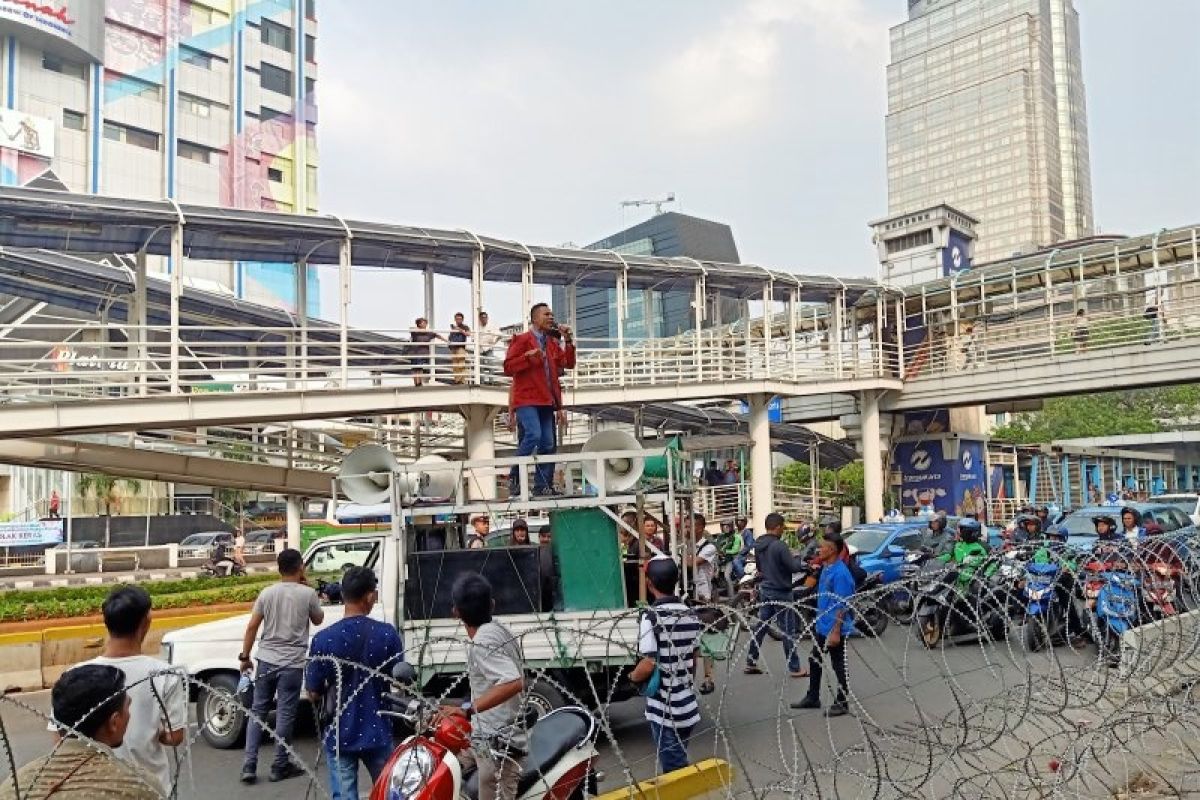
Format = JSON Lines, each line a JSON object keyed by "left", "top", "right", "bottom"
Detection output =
{"left": 1139, "top": 540, "right": 1185, "bottom": 619}
{"left": 371, "top": 664, "right": 599, "bottom": 800}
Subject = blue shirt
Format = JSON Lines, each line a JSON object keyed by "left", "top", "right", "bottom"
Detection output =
{"left": 814, "top": 559, "right": 856, "bottom": 638}
{"left": 305, "top": 615, "right": 404, "bottom": 752}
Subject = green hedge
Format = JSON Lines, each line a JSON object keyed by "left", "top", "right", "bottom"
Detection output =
{"left": 0, "top": 574, "right": 277, "bottom": 623}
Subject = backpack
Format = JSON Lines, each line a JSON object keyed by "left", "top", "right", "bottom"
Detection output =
{"left": 847, "top": 553, "right": 868, "bottom": 589}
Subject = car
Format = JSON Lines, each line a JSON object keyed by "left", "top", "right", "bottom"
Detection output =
{"left": 844, "top": 521, "right": 955, "bottom": 583}
{"left": 244, "top": 529, "right": 281, "bottom": 544}
{"left": 1057, "top": 503, "right": 1197, "bottom": 552}
{"left": 179, "top": 531, "right": 234, "bottom": 548}
{"left": 1149, "top": 494, "right": 1200, "bottom": 526}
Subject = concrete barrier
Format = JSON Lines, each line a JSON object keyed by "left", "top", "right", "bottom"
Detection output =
{"left": 0, "top": 608, "right": 246, "bottom": 691}
{"left": 595, "top": 758, "right": 733, "bottom": 800}
{"left": 1119, "top": 609, "right": 1200, "bottom": 697}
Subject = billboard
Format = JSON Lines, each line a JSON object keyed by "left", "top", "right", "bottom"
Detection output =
{"left": 0, "top": 519, "right": 63, "bottom": 546}
{"left": 895, "top": 437, "right": 988, "bottom": 521}
{"left": 0, "top": 0, "right": 105, "bottom": 62}
{"left": 737, "top": 397, "right": 782, "bottom": 423}
{"left": 942, "top": 230, "right": 973, "bottom": 277}
{"left": 0, "top": 108, "right": 54, "bottom": 159}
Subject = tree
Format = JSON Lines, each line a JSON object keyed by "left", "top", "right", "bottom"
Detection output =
{"left": 211, "top": 441, "right": 256, "bottom": 529}
{"left": 991, "top": 387, "right": 1200, "bottom": 445}
{"left": 77, "top": 472, "right": 143, "bottom": 547}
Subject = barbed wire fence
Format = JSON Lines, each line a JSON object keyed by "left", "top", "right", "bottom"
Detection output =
{"left": 1, "top": 544, "right": 1199, "bottom": 798}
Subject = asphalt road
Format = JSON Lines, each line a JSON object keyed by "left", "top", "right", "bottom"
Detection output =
{"left": 0, "top": 620, "right": 1130, "bottom": 799}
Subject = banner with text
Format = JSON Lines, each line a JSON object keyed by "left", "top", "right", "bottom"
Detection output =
{"left": 0, "top": 519, "right": 63, "bottom": 547}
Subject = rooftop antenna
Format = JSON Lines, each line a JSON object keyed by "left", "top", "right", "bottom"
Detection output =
{"left": 620, "top": 193, "right": 676, "bottom": 217}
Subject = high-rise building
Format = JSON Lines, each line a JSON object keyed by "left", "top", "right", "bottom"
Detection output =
{"left": 0, "top": 0, "right": 319, "bottom": 314}
{"left": 554, "top": 211, "right": 742, "bottom": 343}
{"left": 886, "top": 0, "right": 1093, "bottom": 265}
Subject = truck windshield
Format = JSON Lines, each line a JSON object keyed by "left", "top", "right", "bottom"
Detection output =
{"left": 305, "top": 540, "right": 379, "bottom": 584}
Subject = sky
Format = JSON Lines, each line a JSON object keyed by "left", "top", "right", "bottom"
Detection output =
{"left": 314, "top": 0, "right": 1200, "bottom": 330}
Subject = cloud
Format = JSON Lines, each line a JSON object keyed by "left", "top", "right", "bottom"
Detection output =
{"left": 652, "top": 0, "right": 889, "bottom": 134}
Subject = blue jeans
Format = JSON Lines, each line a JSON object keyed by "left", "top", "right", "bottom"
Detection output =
{"left": 511, "top": 405, "right": 556, "bottom": 492}
{"left": 325, "top": 743, "right": 393, "bottom": 800}
{"left": 649, "top": 722, "right": 693, "bottom": 774}
{"left": 242, "top": 661, "right": 304, "bottom": 774}
{"left": 746, "top": 589, "right": 802, "bottom": 674}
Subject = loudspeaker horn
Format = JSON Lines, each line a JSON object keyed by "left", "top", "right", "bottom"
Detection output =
{"left": 339, "top": 444, "right": 399, "bottom": 505}
{"left": 581, "top": 430, "right": 644, "bottom": 493}
{"left": 410, "top": 454, "right": 456, "bottom": 501}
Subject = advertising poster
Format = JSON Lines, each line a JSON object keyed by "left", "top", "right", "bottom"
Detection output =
{"left": 0, "top": 519, "right": 64, "bottom": 547}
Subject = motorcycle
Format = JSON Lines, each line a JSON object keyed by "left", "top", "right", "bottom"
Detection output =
{"left": 200, "top": 551, "right": 246, "bottom": 578}
{"left": 889, "top": 549, "right": 932, "bottom": 625}
{"left": 913, "top": 554, "right": 1007, "bottom": 648}
{"left": 1138, "top": 551, "right": 1182, "bottom": 620}
{"left": 373, "top": 664, "right": 599, "bottom": 800}
{"left": 1017, "top": 559, "right": 1071, "bottom": 652}
{"left": 1081, "top": 556, "right": 1139, "bottom": 663}
{"left": 853, "top": 570, "right": 890, "bottom": 637}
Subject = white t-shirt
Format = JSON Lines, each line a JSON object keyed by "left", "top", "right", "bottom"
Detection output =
{"left": 84, "top": 655, "right": 188, "bottom": 795}
{"left": 693, "top": 538, "right": 719, "bottom": 601}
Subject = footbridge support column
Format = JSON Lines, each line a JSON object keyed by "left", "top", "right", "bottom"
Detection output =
{"left": 860, "top": 391, "right": 884, "bottom": 524}
{"left": 747, "top": 394, "right": 772, "bottom": 536}
{"left": 463, "top": 404, "right": 498, "bottom": 501}
{"left": 286, "top": 496, "right": 301, "bottom": 551}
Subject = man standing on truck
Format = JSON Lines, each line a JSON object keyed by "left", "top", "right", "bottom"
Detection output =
{"left": 441, "top": 574, "right": 526, "bottom": 800}
{"left": 239, "top": 548, "right": 324, "bottom": 785}
{"left": 306, "top": 567, "right": 404, "bottom": 800}
{"left": 503, "top": 303, "right": 575, "bottom": 496}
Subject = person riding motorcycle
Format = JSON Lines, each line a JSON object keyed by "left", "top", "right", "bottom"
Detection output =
{"left": 1032, "top": 523, "right": 1077, "bottom": 569}
{"left": 1119, "top": 506, "right": 1146, "bottom": 543}
{"left": 937, "top": 519, "right": 992, "bottom": 585}
{"left": 1010, "top": 513, "right": 1043, "bottom": 545}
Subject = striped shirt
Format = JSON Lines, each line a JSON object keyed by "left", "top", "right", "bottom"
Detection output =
{"left": 639, "top": 597, "right": 701, "bottom": 730}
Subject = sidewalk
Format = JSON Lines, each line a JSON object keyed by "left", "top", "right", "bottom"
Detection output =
{"left": 0, "top": 563, "right": 275, "bottom": 591}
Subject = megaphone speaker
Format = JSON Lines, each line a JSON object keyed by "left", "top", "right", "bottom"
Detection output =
{"left": 413, "top": 454, "right": 456, "bottom": 500}
{"left": 581, "top": 430, "right": 644, "bottom": 493}
{"left": 339, "top": 444, "right": 399, "bottom": 505}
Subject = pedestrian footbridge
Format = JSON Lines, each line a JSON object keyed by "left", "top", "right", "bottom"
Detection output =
{"left": 0, "top": 186, "right": 1195, "bottom": 523}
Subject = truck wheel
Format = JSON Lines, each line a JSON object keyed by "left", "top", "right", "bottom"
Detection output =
{"left": 198, "top": 673, "right": 247, "bottom": 749}
{"left": 523, "top": 679, "right": 568, "bottom": 721}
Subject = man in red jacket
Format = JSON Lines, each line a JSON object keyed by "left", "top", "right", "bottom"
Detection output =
{"left": 503, "top": 303, "right": 576, "bottom": 495}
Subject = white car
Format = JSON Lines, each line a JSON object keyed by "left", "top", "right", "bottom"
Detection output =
{"left": 1149, "top": 494, "right": 1200, "bottom": 526}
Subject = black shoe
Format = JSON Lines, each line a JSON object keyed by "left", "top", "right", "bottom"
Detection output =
{"left": 240, "top": 769, "right": 257, "bottom": 785}
{"left": 269, "top": 764, "right": 304, "bottom": 782}
{"left": 825, "top": 702, "right": 849, "bottom": 718}
{"left": 790, "top": 696, "right": 821, "bottom": 710}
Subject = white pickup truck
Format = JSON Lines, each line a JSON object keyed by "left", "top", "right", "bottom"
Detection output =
{"left": 162, "top": 529, "right": 643, "bottom": 749}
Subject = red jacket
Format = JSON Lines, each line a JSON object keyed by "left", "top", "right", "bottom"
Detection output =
{"left": 504, "top": 330, "right": 576, "bottom": 409}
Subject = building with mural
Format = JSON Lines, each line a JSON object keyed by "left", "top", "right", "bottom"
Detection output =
{"left": 0, "top": 0, "right": 318, "bottom": 313}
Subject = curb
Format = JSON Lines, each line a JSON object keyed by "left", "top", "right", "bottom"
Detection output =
{"left": 595, "top": 758, "right": 733, "bottom": 800}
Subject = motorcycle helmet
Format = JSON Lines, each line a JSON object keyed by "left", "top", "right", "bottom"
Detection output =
{"left": 1015, "top": 514, "right": 1042, "bottom": 537}
{"left": 1046, "top": 523, "right": 1069, "bottom": 542}
{"left": 1092, "top": 514, "right": 1118, "bottom": 539}
{"left": 928, "top": 514, "right": 947, "bottom": 533}
{"left": 823, "top": 518, "right": 842, "bottom": 536}
{"left": 957, "top": 518, "right": 983, "bottom": 544}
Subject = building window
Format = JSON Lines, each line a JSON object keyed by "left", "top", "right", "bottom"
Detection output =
{"left": 106, "top": 71, "right": 162, "bottom": 101}
{"left": 304, "top": 77, "right": 315, "bottom": 97}
{"left": 179, "top": 92, "right": 226, "bottom": 118}
{"left": 267, "top": 167, "right": 284, "bottom": 182}
{"left": 260, "top": 63, "right": 291, "bottom": 95}
{"left": 42, "top": 52, "right": 87, "bottom": 80}
{"left": 181, "top": 47, "right": 213, "bottom": 70}
{"left": 103, "top": 122, "right": 160, "bottom": 151}
{"left": 260, "top": 106, "right": 287, "bottom": 121}
{"left": 62, "top": 109, "right": 86, "bottom": 131}
{"left": 178, "top": 140, "right": 216, "bottom": 164}
{"left": 305, "top": 0, "right": 316, "bottom": 20}
{"left": 261, "top": 19, "right": 293, "bottom": 52}
{"left": 305, "top": 34, "right": 316, "bottom": 63}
